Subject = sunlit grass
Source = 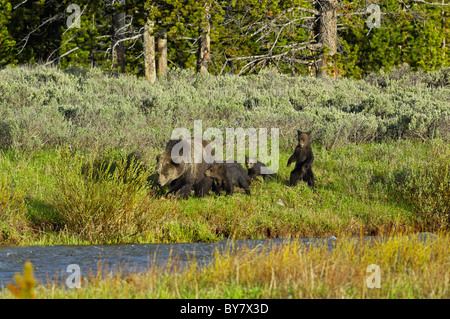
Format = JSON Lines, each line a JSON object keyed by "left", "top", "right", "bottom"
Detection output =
{"left": 0, "top": 139, "right": 448, "bottom": 245}
{"left": 1, "top": 232, "right": 447, "bottom": 299}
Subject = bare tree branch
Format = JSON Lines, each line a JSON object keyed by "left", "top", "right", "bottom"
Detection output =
{"left": 13, "top": 0, "right": 28, "bottom": 10}
{"left": 15, "top": 13, "right": 64, "bottom": 55}
{"left": 62, "top": 5, "right": 88, "bottom": 36}
{"left": 45, "top": 46, "right": 80, "bottom": 66}
{"left": 292, "top": 6, "right": 319, "bottom": 16}
{"left": 411, "top": 0, "right": 449, "bottom": 6}
{"left": 45, "top": 34, "right": 78, "bottom": 65}
{"left": 110, "top": 33, "right": 143, "bottom": 67}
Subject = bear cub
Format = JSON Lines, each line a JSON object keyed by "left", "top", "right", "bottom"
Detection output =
{"left": 205, "top": 162, "right": 251, "bottom": 196}
{"left": 245, "top": 156, "right": 274, "bottom": 183}
{"left": 287, "top": 130, "right": 315, "bottom": 188}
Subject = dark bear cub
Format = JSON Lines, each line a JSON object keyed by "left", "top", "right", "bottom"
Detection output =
{"left": 205, "top": 162, "right": 251, "bottom": 195}
{"left": 287, "top": 130, "right": 315, "bottom": 188}
{"left": 245, "top": 156, "right": 274, "bottom": 183}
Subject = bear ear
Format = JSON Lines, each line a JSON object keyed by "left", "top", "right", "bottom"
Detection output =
{"left": 306, "top": 131, "right": 312, "bottom": 136}
{"left": 156, "top": 154, "right": 161, "bottom": 162}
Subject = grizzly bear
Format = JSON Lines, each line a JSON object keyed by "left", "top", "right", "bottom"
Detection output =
{"left": 287, "top": 130, "right": 315, "bottom": 188}
{"left": 155, "top": 138, "right": 214, "bottom": 198}
{"left": 205, "top": 162, "right": 251, "bottom": 196}
{"left": 245, "top": 155, "right": 274, "bottom": 183}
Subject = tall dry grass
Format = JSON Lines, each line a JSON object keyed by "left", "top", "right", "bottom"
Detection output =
{"left": 0, "top": 171, "right": 29, "bottom": 244}
{"left": 8, "top": 232, "right": 446, "bottom": 299}
{"left": 48, "top": 149, "right": 161, "bottom": 243}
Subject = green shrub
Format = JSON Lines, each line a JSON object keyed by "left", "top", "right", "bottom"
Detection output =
{"left": 0, "top": 169, "right": 28, "bottom": 244}
{"left": 0, "top": 66, "right": 448, "bottom": 154}
{"left": 409, "top": 148, "right": 449, "bottom": 230}
{"left": 48, "top": 149, "right": 155, "bottom": 243}
{"left": 390, "top": 146, "right": 449, "bottom": 230}
{"left": 0, "top": 121, "right": 12, "bottom": 149}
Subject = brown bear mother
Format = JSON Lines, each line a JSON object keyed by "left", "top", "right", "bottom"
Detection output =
{"left": 287, "top": 130, "right": 315, "bottom": 188}
{"left": 155, "top": 138, "right": 214, "bottom": 197}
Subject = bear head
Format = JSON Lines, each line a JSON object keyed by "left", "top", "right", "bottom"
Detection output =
{"left": 205, "top": 165, "right": 226, "bottom": 180}
{"left": 155, "top": 153, "right": 186, "bottom": 186}
{"left": 245, "top": 155, "right": 257, "bottom": 169}
{"left": 297, "top": 130, "right": 311, "bottom": 149}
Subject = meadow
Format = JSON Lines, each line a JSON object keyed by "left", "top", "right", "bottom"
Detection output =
{"left": 0, "top": 65, "right": 448, "bottom": 298}
{"left": 0, "top": 65, "right": 448, "bottom": 245}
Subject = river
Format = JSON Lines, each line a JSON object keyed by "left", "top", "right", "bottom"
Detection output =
{"left": 0, "top": 234, "right": 436, "bottom": 289}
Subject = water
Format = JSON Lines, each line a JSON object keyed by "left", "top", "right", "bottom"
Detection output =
{"left": 0, "top": 234, "right": 436, "bottom": 289}
{"left": 0, "top": 238, "right": 330, "bottom": 288}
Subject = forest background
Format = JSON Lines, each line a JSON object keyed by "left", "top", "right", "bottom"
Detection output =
{"left": 0, "top": 0, "right": 448, "bottom": 79}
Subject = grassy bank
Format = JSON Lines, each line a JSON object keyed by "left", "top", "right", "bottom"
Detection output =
{"left": 0, "top": 66, "right": 449, "bottom": 245}
{"left": 1, "top": 233, "right": 448, "bottom": 298}
{"left": 0, "top": 139, "right": 448, "bottom": 245}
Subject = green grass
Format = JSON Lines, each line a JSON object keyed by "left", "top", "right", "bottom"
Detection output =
{"left": 0, "top": 138, "right": 448, "bottom": 246}
{"left": 0, "top": 66, "right": 448, "bottom": 299}
{"left": 0, "top": 66, "right": 448, "bottom": 245}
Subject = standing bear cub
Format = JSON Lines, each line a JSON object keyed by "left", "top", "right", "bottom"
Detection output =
{"left": 205, "top": 162, "right": 251, "bottom": 196}
{"left": 287, "top": 130, "right": 315, "bottom": 188}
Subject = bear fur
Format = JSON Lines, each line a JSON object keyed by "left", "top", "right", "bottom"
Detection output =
{"left": 155, "top": 138, "right": 214, "bottom": 197}
{"left": 287, "top": 130, "right": 315, "bottom": 188}
{"left": 245, "top": 155, "right": 274, "bottom": 183}
{"left": 205, "top": 162, "right": 251, "bottom": 196}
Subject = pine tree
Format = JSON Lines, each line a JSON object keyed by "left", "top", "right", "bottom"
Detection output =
{"left": 0, "top": 0, "right": 16, "bottom": 66}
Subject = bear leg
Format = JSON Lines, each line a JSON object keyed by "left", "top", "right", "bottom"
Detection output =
{"left": 194, "top": 177, "right": 213, "bottom": 197}
{"left": 289, "top": 167, "right": 303, "bottom": 186}
{"left": 225, "top": 182, "right": 234, "bottom": 196}
{"left": 238, "top": 176, "right": 251, "bottom": 195}
{"left": 174, "top": 182, "right": 194, "bottom": 198}
{"left": 303, "top": 168, "right": 315, "bottom": 188}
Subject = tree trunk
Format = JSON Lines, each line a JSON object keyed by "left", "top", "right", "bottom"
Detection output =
{"left": 197, "top": 4, "right": 211, "bottom": 73}
{"left": 442, "top": 0, "right": 446, "bottom": 59}
{"left": 314, "top": 0, "right": 338, "bottom": 78}
{"left": 157, "top": 29, "right": 168, "bottom": 76}
{"left": 143, "top": 18, "right": 156, "bottom": 83}
{"left": 112, "top": 3, "right": 125, "bottom": 72}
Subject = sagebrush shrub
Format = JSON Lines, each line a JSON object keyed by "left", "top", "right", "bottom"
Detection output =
{"left": 0, "top": 65, "right": 448, "bottom": 153}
